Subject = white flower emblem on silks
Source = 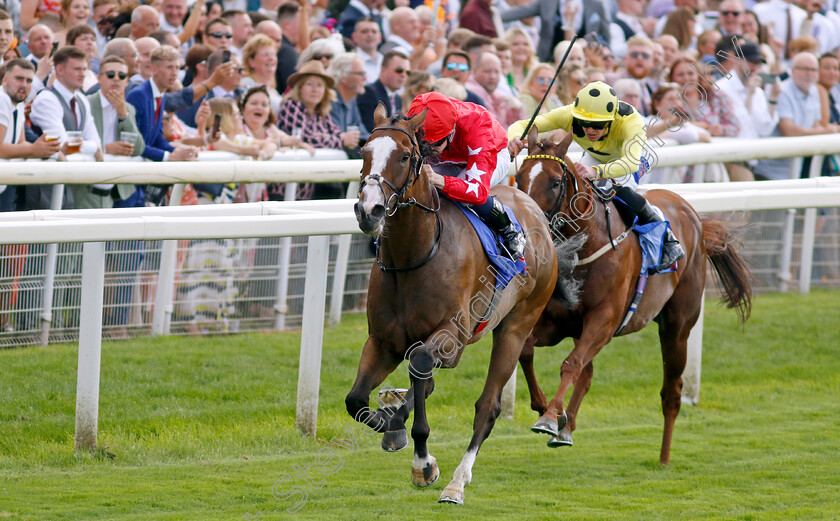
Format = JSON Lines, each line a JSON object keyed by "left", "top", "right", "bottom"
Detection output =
{"left": 468, "top": 146, "right": 482, "bottom": 155}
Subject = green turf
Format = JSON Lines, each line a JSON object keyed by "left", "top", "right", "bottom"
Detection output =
{"left": 1, "top": 291, "right": 839, "bottom": 520}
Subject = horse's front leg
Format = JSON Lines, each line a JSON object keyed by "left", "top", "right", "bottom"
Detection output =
{"left": 346, "top": 336, "right": 403, "bottom": 433}
{"left": 408, "top": 345, "right": 440, "bottom": 487}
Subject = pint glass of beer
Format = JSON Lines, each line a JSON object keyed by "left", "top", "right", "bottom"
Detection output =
{"left": 65, "top": 131, "right": 83, "bottom": 154}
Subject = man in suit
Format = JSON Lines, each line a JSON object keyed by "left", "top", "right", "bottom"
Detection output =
{"left": 500, "top": 0, "right": 611, "bottom": 62}
{"left": 357, "top": 50, "right": 410, "bottom": 133}
{"left": 337, "top": 0, "right": 384, "bottom": 41}
{"left": 126, "top": 45, "right": 198, "bottom": 164}
{"left": 275, "top": 3, "right": 302, "bottom": 93}
{"left": 84, "top": 55, "right": 145, "bottom": 209}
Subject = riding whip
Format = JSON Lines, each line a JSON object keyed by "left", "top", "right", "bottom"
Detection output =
{"left": 518, "top": 32, "right": 583, "bottom": 141}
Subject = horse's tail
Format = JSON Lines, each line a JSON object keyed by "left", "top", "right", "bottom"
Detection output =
{"left": 701, "top": 216, "right": 753, "bottom": 323}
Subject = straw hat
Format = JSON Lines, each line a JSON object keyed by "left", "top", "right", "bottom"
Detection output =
{"left": 287, "top": 60, "right": 335, "bottom": 90}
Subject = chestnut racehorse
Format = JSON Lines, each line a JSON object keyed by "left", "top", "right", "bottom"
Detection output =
{"left": 515, "top": 127, "right": 752, "bottom": 464}
{"left": 347, "top": 105, "right": 558, "bottom": 504}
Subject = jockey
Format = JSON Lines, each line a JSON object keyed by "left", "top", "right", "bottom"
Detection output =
{"left": 406, "top": 92, "right": 527, "bottom": 260}
{"left": 507, "top": 81, "right": 685, "bottom": 272}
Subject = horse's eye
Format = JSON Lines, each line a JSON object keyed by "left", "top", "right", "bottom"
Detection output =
{"left": 401, "top": 153, "right": 410, "bottom": 163}
{"left": 552, "top": 179, "right": 562, "bottom": 189}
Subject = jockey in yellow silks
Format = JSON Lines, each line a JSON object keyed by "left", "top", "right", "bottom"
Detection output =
{"left": 507, "top": 81, "right": 684, "bottom": 272}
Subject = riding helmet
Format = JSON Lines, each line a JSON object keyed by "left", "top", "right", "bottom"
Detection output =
{"left": 572, "top": 81, "right": 619, "bottom": 122}
{"left": 407, "top": 92, "right": 458, "bottom": 143}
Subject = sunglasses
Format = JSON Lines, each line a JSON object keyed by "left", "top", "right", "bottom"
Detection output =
{"left": 445, "top": 62, "right": 469, "bottom": 71}
{"left": 208, "top": 32, "right": 233, "bottom": 39}
{"left": 577, "top": 119, "right": 609, "bottom": 130}
{"left": 313, "top": 53, "right": 333, "bottom": 60}
{"left": 720, "top": 10, "right": 742, "bottom": 16}
{"left": 535, "top": 77, "right": 553, "bottom": 86}
{"left": 628, "top": 51, "right": 651, "bottom": 59}
{"left": 104, "top": 70, "right": 127, "bottom": 80}
{"left": 394, "top": 68, "right": 408, "bottom": 74}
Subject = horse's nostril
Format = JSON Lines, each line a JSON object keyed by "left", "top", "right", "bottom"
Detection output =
{"left": 370, "top": 204, "right": 386, "bottom": 221}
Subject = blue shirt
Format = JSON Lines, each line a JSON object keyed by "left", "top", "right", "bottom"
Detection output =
{"left": 756, "top": 79, "right": 821, "bottom": 180}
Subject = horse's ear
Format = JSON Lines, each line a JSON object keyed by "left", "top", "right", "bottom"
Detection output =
{"left": 558, "top": 130, "right": 574, "bottom": 156}
{"left": 407, "top": 108, "right": 427, "bottom": 133}
{"left": 373, "top": 102, "right": 389, "bottom": 127}
{"left": 526, "top": 124, "right": 538, "bottom": 153}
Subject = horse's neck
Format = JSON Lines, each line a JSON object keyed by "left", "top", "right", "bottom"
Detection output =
{"left": 380, "top": 183, "right": 438, "bottom": 267}
{"left": 561, "top": 194, "right": 615, "bottom": 253}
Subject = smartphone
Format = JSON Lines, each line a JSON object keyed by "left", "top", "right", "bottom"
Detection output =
{"left": 210, "top": 113, "right": 222, "bottom": 139}
{"left": 222, "top": 50, "right": 231, "bottom": 63}
{"left": 759, "top": 72, "right": 778, "bottom": 86}
{"left": 50, "top": 41, "right": 59, "bottom": 57}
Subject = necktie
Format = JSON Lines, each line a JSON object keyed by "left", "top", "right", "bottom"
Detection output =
{"left": 155, "top": 96, "right": 162, "bottom": 122}
{"left": 12, "top": 107, "right": 18, "bottom": 142}
{"left": 390, "top": 94, "right": 396, "bottom": 114}
{"left": 69, "top": 96, "right": 78, "bottom": 129}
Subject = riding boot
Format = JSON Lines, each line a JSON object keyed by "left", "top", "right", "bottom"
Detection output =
{"left": 480, "top": 197, "right": 527, "bottom": 260}
{"left": 637, "top": 201, "right": 685, "bottom": 272}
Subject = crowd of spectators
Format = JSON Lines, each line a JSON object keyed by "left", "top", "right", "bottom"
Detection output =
{"left": 1, "top": 0, "right": 840, "bottom": 331}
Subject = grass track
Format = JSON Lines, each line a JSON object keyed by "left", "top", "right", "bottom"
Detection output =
{"left": 1, "top": 291, "right": 839, "bottom": 520}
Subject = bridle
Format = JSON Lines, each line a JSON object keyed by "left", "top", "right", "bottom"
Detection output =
{"left": 360, "top": 125, "right": 438, "bottom": 217}
{"left": 521, "top": 154, "right": 594, "bottom": 232}
{"left": 361, "top": 124, "right": 442, "bottom": 273}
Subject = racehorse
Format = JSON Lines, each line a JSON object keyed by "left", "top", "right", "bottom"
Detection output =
{"left": 515, "top": 126, "right": 752, "bottom": 464}
{"left": 347, "top": 104, "right": 558, "bottom": 504}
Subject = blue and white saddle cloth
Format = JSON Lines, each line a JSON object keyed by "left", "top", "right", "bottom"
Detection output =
{"left": 634, "top": 205, "right": 677, "bottom": 274}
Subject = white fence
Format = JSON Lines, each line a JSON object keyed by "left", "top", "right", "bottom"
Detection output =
{"left": 2, "top": 135, "right": 840, "bottom": 451}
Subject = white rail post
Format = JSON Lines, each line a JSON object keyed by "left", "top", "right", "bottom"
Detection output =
{"left": 778, "top": 158, "right": 803, "bottom": 292}
{"left": 328, "top": 181, "right": 359, "bottom": 326}
{"left": 296, "top": 234, "right": 330, "bottom": 437}
{"left": 501, "top": 371, "right": 516, "bottom": 419}
{"left": 152, "top": 184, "right": 185, "bottom": 336}
{"left": 273, "top": 183, "right": 297, "bottom": 330}
{"left": 798, "top": 156, "right": 823, "bottom": 294}
{"left": 74, "top": 241, "right": 106, "bottom": 452}
{"left": 681, "top": 291, "right": 705, "bottom": 405}
{"left": 39, "top": 184, "right": 66, "bottom": 346}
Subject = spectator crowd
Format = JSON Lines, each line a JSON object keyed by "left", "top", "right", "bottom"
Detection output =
{"left": 0, "top": 0, "right": 838, "bottom": 333}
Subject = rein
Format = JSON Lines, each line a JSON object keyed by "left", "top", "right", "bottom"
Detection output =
{"left": 364, "top": 124, "right": 442, "bottom": 272}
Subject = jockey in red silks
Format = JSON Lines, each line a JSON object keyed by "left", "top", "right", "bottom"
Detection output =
{"left": 406, "top": 92, "right": 527, "bottom": 259}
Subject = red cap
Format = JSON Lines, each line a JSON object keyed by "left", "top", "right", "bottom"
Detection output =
{"left": 406, "top": 92, "right": 458, "bottom": 143}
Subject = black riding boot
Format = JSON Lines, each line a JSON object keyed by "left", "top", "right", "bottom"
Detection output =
{"left": 614, "top": 185, "right": 685, "bottom": 272}
{"left": 479, "top": 197, "right": 527, "bottom": 260}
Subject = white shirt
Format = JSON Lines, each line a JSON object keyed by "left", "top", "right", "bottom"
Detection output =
{"left": 717, "top": 73, "right": 778, "bottom": 140}
{"left": 358, "top": 48, "right": 383, "bottom": 84}
{"left": 754, "top": 0, "right": 807, "bottom": 45}
{"left": 30, "top": 79, "right": 101, "bottom": 156}
{"left": 383, "top": 34, "right": 413, "bottom": 57}
{"left": 0, "top": 89, "right": 23, "bottom": 146}
{"left": 98, "top": 91, "right": 119, "bottom": 145}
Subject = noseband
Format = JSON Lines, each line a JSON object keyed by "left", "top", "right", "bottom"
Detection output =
{"left": 360, "top": 125, "right": 438, "bottom": 216}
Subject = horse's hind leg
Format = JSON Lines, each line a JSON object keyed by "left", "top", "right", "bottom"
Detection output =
{"left": 519, "top": 334, "right": 547, "bottom": 415}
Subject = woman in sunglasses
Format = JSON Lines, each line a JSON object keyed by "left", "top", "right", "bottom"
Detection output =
{"left": 508, "top": 81, "right": 685, "bottom": 272}
{"left": 405, "top": 92, "right": 527, "bottom": 259}
{"left": 518, "top": 63, "right": 562, "bottom": 117}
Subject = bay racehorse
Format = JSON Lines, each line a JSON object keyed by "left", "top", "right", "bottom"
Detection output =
{"left": 515, "top": 126, "right": 752, "bottom": 464}
{"left": 347, "top": 104, "right": 557, "bottom": 504}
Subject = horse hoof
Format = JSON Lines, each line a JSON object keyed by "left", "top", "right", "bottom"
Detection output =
{"left": 438, "top": 487, "right": 464, "bottom": 505}
{"left": 381, "top": 429, "right": 408, "bottom": 452}
{"left": 547, "top": 429, "right": 573, "bottom": 448}
{"left": 411, "top": 459, "right": 440, "bottom": 488}
{"left": 531, "top": 416, "right": 559, "bottom": 437}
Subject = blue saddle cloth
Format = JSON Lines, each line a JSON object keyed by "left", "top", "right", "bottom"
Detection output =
{"left": 450, "top": 199, "right": 527, "bottom": 289}
{"left": 633, "top": 210, "right": 677, "bottom": 274}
